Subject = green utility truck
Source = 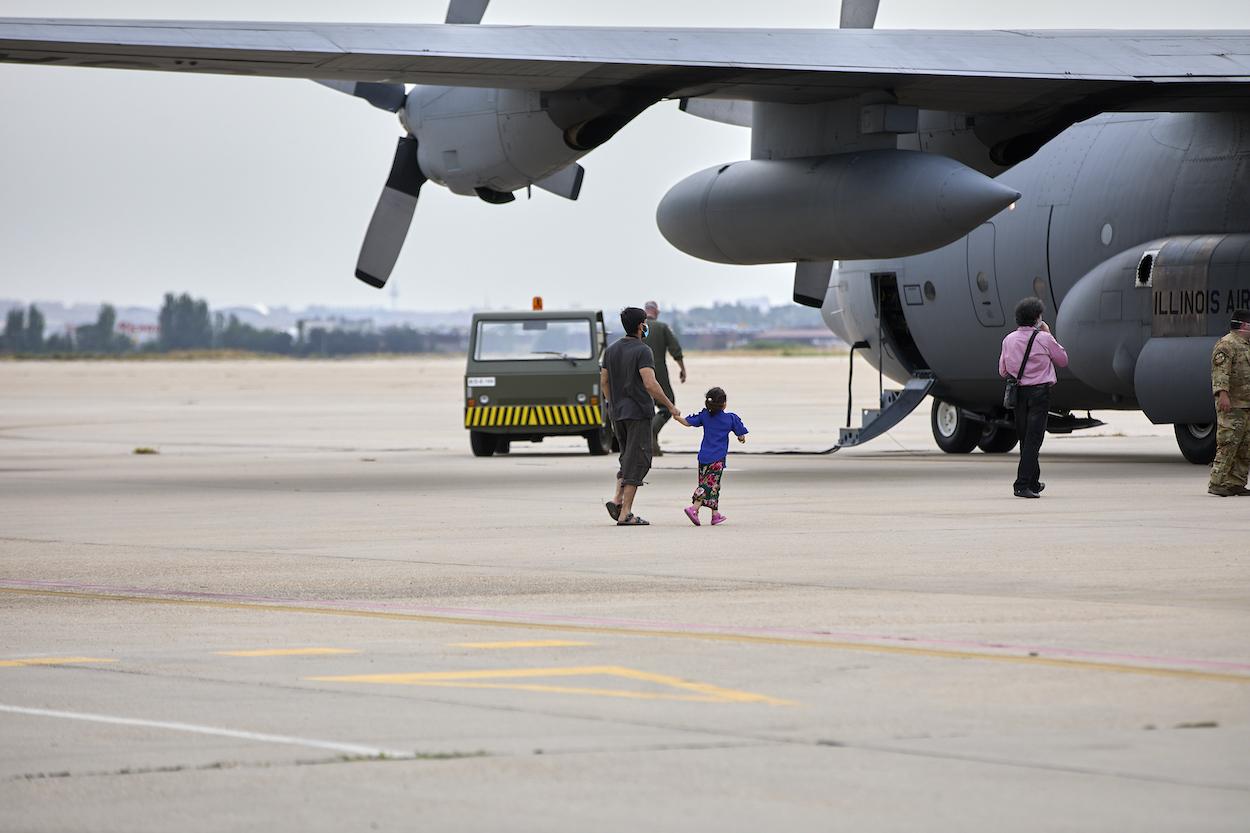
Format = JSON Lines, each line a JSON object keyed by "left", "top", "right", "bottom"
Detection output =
{"left": 464, "top": 307, "right": 614, "bottom": 456}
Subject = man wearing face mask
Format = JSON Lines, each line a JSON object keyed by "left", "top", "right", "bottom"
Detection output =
{"left": 601, "top": 307, "right": 681, "bottom": 526}
{"left": 1209, "top": 309, "right": 1250, "bottom": 497}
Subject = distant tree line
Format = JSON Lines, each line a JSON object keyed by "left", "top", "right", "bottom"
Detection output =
{"left": 1, "top": 293, "right": 456, "bottom": 357}
{"left": 673, "top": 300, "right": 825, "bottom": 330}
{"left": 3, "top": 303, "right": 135, "bottom": 355}
{"left": 2, "top": 294, "right": 826, "bottom": 358}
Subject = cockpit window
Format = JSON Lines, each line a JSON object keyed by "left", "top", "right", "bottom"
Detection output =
{"left": 474, "top": 319, "right": 593, "bottom": 361}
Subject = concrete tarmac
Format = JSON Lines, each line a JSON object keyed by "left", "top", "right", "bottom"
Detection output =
{"left": 1, "top": 356, "right": 1247, "bottom": 832}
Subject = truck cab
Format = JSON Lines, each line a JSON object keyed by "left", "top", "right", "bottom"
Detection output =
{"left": 464, "top": 308, "right": 612, "bottom": 456}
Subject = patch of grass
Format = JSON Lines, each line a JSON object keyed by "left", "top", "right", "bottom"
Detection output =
{"left": 132, "top": 447, "right": 159, "bottom": 455}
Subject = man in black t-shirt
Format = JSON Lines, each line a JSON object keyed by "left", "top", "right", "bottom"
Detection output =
{"left": 601, "top": 306, "right": 680, "bottom": 526}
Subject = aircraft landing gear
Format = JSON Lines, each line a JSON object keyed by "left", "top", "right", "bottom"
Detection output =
{"left": 1174, "top": 423, "right": 1217, "bottom": 465}
{"left": 977, "top": 423, "right": 1019, "bottom": 454}
{"left": 930, "top": 400, "right": 980, "bottom": 454}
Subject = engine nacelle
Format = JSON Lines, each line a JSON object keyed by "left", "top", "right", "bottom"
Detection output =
{"left": 1056, "top": 234, "right": 1250, "bottom": 424}
{"left": 403, "top": 86, "right": 584, "bottom": 197}
{"left": 655, "top": 150, "right": 1020, "bottom": 265}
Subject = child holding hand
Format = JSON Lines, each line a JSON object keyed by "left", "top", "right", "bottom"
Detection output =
{"left": 676, "top": 387, "right": 748, "bottom": 526}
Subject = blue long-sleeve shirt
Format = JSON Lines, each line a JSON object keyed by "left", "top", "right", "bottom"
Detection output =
{"left": 684, "top": 409, "right": 748, "bottom": 465}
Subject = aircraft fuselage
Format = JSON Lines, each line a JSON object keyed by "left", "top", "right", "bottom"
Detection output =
{"left": 825, "top": 111, "right": 1250, "bottom": 419}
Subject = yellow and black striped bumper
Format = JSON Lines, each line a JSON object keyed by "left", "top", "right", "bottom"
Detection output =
{"left": 465, "top": 403, "right": 603, "bottom": 429}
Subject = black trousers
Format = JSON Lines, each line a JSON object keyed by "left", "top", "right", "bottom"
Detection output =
{"left": 1014, "top": 385, "right": 1050, "bottom": 491}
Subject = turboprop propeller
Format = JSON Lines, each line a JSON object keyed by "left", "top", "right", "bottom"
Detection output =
{"left": 315, "top": 0, "right": 625, "bottom": 288}
{"left": 313, "top": 0, "right": 487, "bottom": 288}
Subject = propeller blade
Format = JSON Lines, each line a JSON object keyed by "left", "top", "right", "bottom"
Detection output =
{"left": 356, "top": 136, "right": 425, "bottom": 289}
{"left": 534, "top": 164, "right": 585, "bottom": 201}
{"left": 839, "top": 0, "right": 880, "bottom": 29}
{"left": 445, "top": 0, "right": 490, "bottom": 24}
{"left": 314, "top": 80, "right": 406, "bottom": 113}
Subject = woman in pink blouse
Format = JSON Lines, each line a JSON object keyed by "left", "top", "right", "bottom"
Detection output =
{"left": 999, "top": 297, "right": 1069, "bottom": 498}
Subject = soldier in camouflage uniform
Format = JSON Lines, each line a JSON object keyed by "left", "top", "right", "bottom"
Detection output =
{"left": 1209, "top": 308, "right": 1250, "bottom": 497}
{"left": 642, "top": 301, "right": 687, "bottom": 455}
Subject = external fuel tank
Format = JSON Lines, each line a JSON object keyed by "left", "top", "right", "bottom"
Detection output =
{"left": 656, "top": 149, "right": 1020, "bottom": 265}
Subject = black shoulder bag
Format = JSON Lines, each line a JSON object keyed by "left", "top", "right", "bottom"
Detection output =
{"left": 1003, "top": 328, "right": 1041, "bottom": 409}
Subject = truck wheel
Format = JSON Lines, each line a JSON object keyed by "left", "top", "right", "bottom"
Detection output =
{"left": 496, "top": 439, "right": 511, "bottom": 455}
{"left": 1174, "top": 423, "right": 1216, "bottom": 465}
{"left": 931, "top": 400, "right": 980, "bottom": 454}
{"left": 977, "top": 424, "right": 1019, "bottom": 454}
{"left": 469, "top": 431, "right": 497, "bottom": 457}
{"left": 586, "top": 424, "right": 612, "bottom": 456}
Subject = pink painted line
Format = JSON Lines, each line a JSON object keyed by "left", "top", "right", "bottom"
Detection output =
{"left": 5, "top": 578, "right": 1249, "bottom": 674}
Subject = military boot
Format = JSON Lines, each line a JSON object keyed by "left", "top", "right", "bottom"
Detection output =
{"left": 1233, "top": 486, "right": 1250, "bottom": 496}
{"left": 1208, "top": 485, "right": 1237, "bottom": 497}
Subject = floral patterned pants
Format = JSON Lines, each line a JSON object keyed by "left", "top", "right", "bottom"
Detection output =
{"left": 692, "top": 460, "right": 725, "bottom": 510}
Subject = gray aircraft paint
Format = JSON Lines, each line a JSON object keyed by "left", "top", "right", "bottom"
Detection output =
{"left": 824, "top": 111, "right": 1250, "bottom": 425}
{"left": 656, "top": 151, "right": 1020, "bottom": 264}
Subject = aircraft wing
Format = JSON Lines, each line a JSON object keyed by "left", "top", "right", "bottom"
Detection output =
{"left": 2, "top": 19, "right": 1250, "bottom": 115}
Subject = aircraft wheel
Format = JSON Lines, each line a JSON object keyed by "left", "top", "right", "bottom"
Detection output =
{"left": 930, "top": 399, "right": 980, "bottom": 454}
{"left": 469, "top": 431, "right": 497, "bottom": 457}
{"left": 586, "top": 424, "right": 612, "bottom": 456}
{"left": 1174, "top": 423, "right": 1217, "bottom": 465}
{"left": 977, "top": 424, "right": 1019, "bottom": 454}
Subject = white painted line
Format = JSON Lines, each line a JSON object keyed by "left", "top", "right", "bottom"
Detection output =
{"left": 0, "top": 703, "right": 413, "bottom": 759}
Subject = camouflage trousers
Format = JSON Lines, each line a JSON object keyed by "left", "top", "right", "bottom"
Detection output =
{"left": 1210, "top": 407, "right": 1250, "bottom": 489}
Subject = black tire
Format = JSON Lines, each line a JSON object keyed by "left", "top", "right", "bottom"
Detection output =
{"left": 1174, "top": 423, "right": 1217, "bottom": 465}
{"left": 496, "top": 439, "right": 511, "bottom": 455}
{"left": 586, "top": 424, "right": 612, "bottom": 456}
{"left": 977, "top": 424, "right": 1019, "bottom": 454}
{"left": 469, "top": 431, "right": 497, "bottom": 457}
{"left": 931, "top": 399, "right": 980, "bottom": 454}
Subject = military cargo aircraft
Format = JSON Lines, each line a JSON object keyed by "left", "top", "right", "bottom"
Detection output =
{"left": 2, "top": 1, "right": 1248, "bottom": 461}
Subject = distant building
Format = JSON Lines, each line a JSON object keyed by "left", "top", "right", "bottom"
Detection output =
{"left": 117, "top": 321, "right": 160, "bottom": 343}
{"left": 682, "top": 329, "right": 754, "bottom": 351}
{"left": 749, "top": 328, "right": 846, "bottom": 349}
{"left": 296, "top": 317, "right": 376, "bottom": 340}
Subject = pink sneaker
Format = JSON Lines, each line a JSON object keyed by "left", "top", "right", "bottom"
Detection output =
{"left": 684, "top": 505, "right": 701, "bottom": 526}
{"left": 711, "top": 512, "right": 727, "bottom": 525}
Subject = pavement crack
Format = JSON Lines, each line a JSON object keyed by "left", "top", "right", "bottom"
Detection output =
{"left": 7, "top": 749, "right": 484, "bottom": 783}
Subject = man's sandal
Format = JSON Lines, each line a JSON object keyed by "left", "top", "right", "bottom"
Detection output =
{"left": 605, "top": 501, "right": 622, "bottom": 521}
{"left": 617, "top": 513, "right": 650, "bottom": 526}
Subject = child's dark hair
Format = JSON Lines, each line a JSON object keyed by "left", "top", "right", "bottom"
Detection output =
{"left": 704, "top": 387, "right": 727, "bottom": 414}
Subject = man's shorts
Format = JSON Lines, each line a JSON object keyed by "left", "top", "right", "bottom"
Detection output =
{"left": 613, "top": 418, "right": 653, "bottom": 486}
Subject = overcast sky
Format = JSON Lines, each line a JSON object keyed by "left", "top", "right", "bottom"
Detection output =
{"left": 2, "top": 1, "right": 1248, "bottom": 314}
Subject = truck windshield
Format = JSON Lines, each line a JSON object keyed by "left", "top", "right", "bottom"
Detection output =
{"left": 474, "top": 319, "right": 593, "bottom": 361}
